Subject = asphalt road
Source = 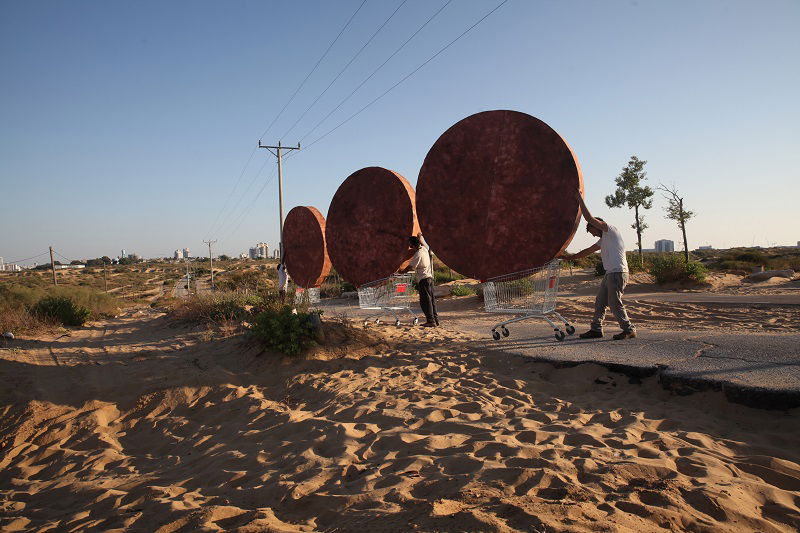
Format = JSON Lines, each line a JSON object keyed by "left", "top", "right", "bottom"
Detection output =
{"left": 319, "top": 295, "right": 800, "bottom": 410}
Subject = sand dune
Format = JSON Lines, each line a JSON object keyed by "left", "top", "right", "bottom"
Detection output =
{"left": 1, "top": 310, "right": 799, "bottom": 532}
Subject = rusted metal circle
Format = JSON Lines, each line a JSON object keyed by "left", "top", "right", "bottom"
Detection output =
{"left": 416, "top": 110, "right": 583, "bottom": 280}
{"left": 326, "top": 167, "right": 420, "bottom": 287}
{"left": 283, "top": 206, "right": 331, "bottom": 288}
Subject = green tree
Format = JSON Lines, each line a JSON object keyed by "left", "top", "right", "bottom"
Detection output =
{"left": 658, "top": 184, "right": 695, "bottom": 263}
{"left": 605, "top": 156, "right": 654, "bottom": 264}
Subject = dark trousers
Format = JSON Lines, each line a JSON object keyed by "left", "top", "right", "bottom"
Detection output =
{"left": 418, "top": 277, "right": 439, "bottom": 324}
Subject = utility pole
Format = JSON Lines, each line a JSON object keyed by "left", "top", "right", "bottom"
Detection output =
{"left": 49, "top": 246, "right": 57, "bottom": 286}
{"left": 203, "top": 239, "right": 217, "bottom": 290}
{"left": 103, "top": 261, "right": 108, "bottom": 292}
{"left": 258, "top": 140, "right": 300, "bottom": 261}
{"left": 186, "top": 259, "right": 190, "bottom": 295}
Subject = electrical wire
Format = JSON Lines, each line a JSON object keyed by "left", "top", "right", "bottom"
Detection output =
{"left": 257, "top": 0, "right": 368, "bottom": 142}
{"left": 1, "top": 251, "right": 49, "bottom": 266}
{"left": 205, "top": 145, "right": 259, "bottom": 238}
{"left": 219, "top": 164, "right": 280, "bottom": 243}
{"left": 208, "top": 1, "right": 367, "bottom": 242}
{"left": 302, "top": 0, "right": 509, "bottom": 152}
{"left": 279, "top": 0, "right": 409, "bottom": 140}
{"left": 295, "top": 0, "right": 454, "bottom": 146}
{"left": 212, "top": 155, "right": 273, "bottom": 238}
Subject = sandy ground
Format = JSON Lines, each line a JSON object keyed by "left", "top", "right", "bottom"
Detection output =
{"left": 2, "top": 306, "right": 800, "bottom": 532}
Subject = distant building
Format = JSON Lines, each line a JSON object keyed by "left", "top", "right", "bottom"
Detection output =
{"left": 183, "top": 247, "right": 190, "bottom": 259}
{"left": 698, "top": 245, "right": 713, "bottom": 250}
{"left": 797, "top": 241, "right": 800, "bottom": 248}
{"left": 249, "top": 242, "right": 269, "bottom": 259}
{"left": 121, "top": 249, "right": 126, "bottom": 259}
{"left": 128, "top": 253, "right": 141, "bottom": 262}
{"left": 272, "top": 248, "right": 281, "bottom": 259}
{"left": 655, "top": 240, "right": 675, "bottom": 253}
{"left": 55, "top": 264, "right": 85, "bottom": 270}
{"left": 239, "top": 252, "right": 248, "bottom": 259}
{"left": 174, "top": 249, "right": 183, "bottom": 260}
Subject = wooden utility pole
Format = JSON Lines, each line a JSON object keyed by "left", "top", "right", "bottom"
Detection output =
{"left": 49, "top": 246, "right": 57, "bottom": 286}
{"left": 203, "top": 239, "right": 217, "bottom": 290}
{"left": 103, "top": 261, "right": 108, "bottom": 292}
{"left": 258, "top": 141, "right": 300, "bottom": 261}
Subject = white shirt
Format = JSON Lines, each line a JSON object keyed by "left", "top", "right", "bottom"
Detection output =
{"left": 408, "top": 236, "right": 433, "bottom": 281}
{"left": 277, "top": 265, "right": 289, "bottom": 291}
{"left": 597, "top": 224, "right": 628, "bottom": 273}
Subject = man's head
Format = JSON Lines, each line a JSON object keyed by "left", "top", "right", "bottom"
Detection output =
{"left": 409, "top": 236, "right": 421, "bottom": 249}
{"left": 586, "top": 217, "right": 604, "bottom": 238}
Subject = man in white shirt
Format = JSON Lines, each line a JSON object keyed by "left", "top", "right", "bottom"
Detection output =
{"left": 277, "top": 262, "right": 290, "bottom": 303}
{"left": 560, "top": 190, "right": 637, "bottom": 340}
{"left": 408, "top": 233, "right": 439, "bottom": 327}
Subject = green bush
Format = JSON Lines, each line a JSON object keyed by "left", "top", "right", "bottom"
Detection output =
{"left": 450, "top": 284, "right": 476, "bottom": 297}
{"left": 33, "top": 296, "right": 91, "bottom": 326}
{"left": 251, "top": 306, "right": 320, "bottom": 355}
{"left": 595, "top": 262, "right": 606, "bottom": 277}
{"left": 648, "top": 254, "right": 707, "bottom": 284}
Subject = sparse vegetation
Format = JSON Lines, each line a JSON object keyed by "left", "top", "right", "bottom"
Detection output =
{"left": 450, "top": 284, "right": 476, "bottom": 297}
{"left": 0, "top": 284, "right": 119, "bottom": 331}
{"left": 648, "top": 254, "right": 707, "bottom": 284}
{"left": 251, "top": 306, "right": 321, "bottom": 356}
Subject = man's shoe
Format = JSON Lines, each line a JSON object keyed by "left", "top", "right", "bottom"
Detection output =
{"left": 579, "top": 330, "right": 603, "bottom": 339}
{"left": 613, "top": 330, "right": 637, "bottom": 340}
{"left": 435, "top": 318, "right": 440, "bottom": 326}
{"left": 421, "top": 322, "right": 437, "bottom": 328}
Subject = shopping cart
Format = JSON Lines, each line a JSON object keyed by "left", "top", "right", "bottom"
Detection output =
{"left": 482, "top": 259, "right": 575, "bottom": 341}
{"left": 358, "top": 273, "right": 419, "bottom": 326}
{"left": 294, "top": 287, "right": 320, "bottom": 306}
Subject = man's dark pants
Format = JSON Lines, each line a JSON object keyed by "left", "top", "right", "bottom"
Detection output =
{"left": 417, "top": 277, "right": 439, "bottom": 324}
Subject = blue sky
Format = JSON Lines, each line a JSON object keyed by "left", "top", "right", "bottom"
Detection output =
{"left": 1, "top": 0, "right": 798, "bottom": 265}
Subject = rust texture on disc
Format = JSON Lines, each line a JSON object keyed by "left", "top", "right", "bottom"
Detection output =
{"left": 326, "top": 167, "right": 420, "bottom": 287}
{"left": 416, "top": 110, "right": 584, "bottom": 280}
{"left": 283, "top": 206, "right": 331, "bottom": 288}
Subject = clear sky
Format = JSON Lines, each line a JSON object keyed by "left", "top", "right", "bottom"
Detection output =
{"left": 2, "top": 0, "right": 798, "bottom": 265}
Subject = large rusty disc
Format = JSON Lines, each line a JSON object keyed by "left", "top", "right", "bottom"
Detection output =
{"left": 283, "top": 206, "right": 331, "bottom": 288}
{"left": 416, "top": 110, "right": 583, "bottom": 280}
{"left": 326, "top": 167, "right": 419, "bottom": 287}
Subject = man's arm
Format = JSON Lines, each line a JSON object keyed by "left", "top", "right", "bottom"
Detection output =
{"left": 559, "top": 242, "right": 601, "bottom": 261}
{"left": 576, "top": 190, "right": 609, "bottom": 232}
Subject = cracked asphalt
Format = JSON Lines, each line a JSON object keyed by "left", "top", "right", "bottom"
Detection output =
{"left": 321, "top": 297, "right": 800, "bottom": 410}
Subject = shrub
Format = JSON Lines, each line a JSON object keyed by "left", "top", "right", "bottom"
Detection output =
{"left": 648, "top": 254, "right": 707, "bottom": 284}
{"left": 251, "top": 306, "right": 320, "bottom": 355}
{"left": 450, "top": 284, "right": 476, "bottom": 297}
{"left": 33, "top": 296, "right": 91, "bottom": 326}
{"left": 595, "top": 262, "right": 606, "bottom": 277}
{"left": 172, "top": 292, "right": 263, "bottom": 323}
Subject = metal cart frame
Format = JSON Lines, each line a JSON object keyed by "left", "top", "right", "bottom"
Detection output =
{"left": 482, "top": 259, "right": 575, "bottom": 341}
{"left": 294, "top": 287, "right": 321, "bottom": 306}
{"left": 358, "top": 273, "right": 419, "bottom": 326}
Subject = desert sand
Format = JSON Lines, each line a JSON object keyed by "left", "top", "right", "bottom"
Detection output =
{"left": 1, "top": 303, "right": 799, "bottom": 532}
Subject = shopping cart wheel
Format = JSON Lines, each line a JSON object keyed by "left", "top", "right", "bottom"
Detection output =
{"left": 566, "top": 325, "right": 575, "bottom": 335}
{"left": 363, "top": 320, "right": 369, "bottom": 327}
{"left": 555, "top": 330, "right": 566, "bottom": 341}
{"left": 492, "top": 329, "right": 501, "bottom": 341}
{"left": 413, "top": 317, "right": 419, "bottom": 325}
{"left": 375, "top": 319, "right": 381, "bottom": 325}
{"left": 395, "top": 319, "right": 401, "bottom": 326}
{"left": 501, "top": 327, "right": 510, "bottom": 337}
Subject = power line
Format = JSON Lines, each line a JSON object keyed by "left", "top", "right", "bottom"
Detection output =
{"left": 280, "top": 0, "right": 409, "bottom": 140}
{"left": 302, "top": 0, "right": 509, "bottom": 152}
{"left": 257, "top": 0, "right": 368, "bottom": 142}
{"left": 212, "top": 155, "right": 273, "bottom": 238}
{"left": 205, "top": 145, "right": 259, "bottom": 238}
{"left": 2, "top": 251, "right": 49, "bottom": 265}
{"left": 208, "top": 1, "right": 367, "bottom": 242}
{"left": 219, "top": 165, "right": 280, "bottom": 244}
{"left": 295, "top": 0, "right": 454, "bottom": 146}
